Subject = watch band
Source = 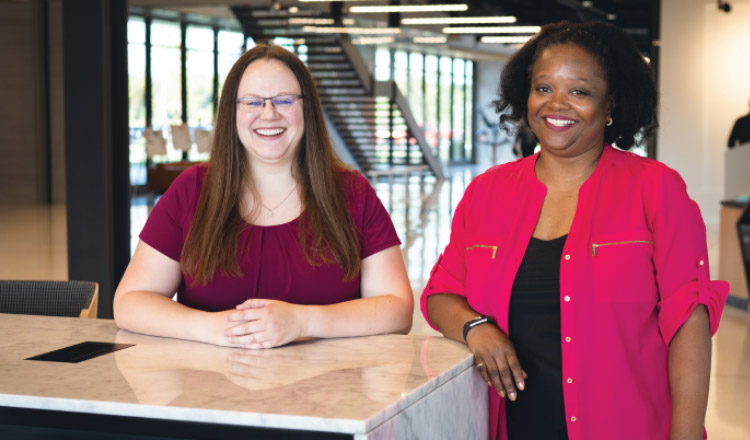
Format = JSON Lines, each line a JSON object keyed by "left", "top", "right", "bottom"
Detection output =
{"left": 463, "top": 315, "right": 496, "bottom": 342}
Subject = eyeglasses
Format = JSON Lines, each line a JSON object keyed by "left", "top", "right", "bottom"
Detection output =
{"left": 235, "top": 94, "right": 304, "bottom": 112}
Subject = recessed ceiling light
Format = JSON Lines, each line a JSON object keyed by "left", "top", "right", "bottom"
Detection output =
{"left": 607, "top": 14, "right": 617, "bottom": 20}
{"left": 582, "top": 1, "right": 593, "bottom": 7}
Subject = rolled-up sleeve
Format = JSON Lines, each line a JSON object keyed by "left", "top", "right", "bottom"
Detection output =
{"left": 650, "top": 167, "right": 730, "bottom": 346}
{"left": 420, "top": 181, "right": 475, "bottom": 331}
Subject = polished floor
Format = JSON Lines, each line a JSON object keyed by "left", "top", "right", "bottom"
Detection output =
{"left": 1, "top": 147, "right": 749, "bottom": 438}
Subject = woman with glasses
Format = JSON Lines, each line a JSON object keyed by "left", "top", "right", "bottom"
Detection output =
{"left": 114, "top": 44, "right": 412, "bottom": 348}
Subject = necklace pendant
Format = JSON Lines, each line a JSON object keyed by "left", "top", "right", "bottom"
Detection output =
{"left": 268, "top": 210, "right": 274, "bottom": 216}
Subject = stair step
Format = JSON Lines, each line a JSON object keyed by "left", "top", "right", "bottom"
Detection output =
{"left": 311, "top": 71, "right": 357, "bottom": 79}
{"left": 305, "top": 54, "right": 348, "bottom": 62}
{"left": 316, "top": 79, "right": 362, "bottom": 87}
{"left": 323, "top": 102, "right": 380, "bottom": 109}
{"left": 330, "top": 117, "right": 406, "bottom": 125}
{"left": 321, "top": 96, "right": 377, "bottom": 103}
{"left": 306, "top": 46, "right": 343, "bottom": 54}
{"left": 337, "top": 123, "right": 408, "bottom": 131}
{"left": 306, "top": 62, "right": 352, "bottom": 70}
{"left": 318, "top": 88, "right": 366, "bottom": 95}
{"left": 328, "top": 110, "right": 391, "bottom": 117}
{"left": 295, "top": 36, "right": 340, "bottom": 45}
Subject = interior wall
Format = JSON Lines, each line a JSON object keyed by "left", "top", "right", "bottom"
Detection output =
{"left": 659, "top": 0, "right": 750, "bottom": 224}
{"left": 49, "top": 0, "right": 66, "bottom": 203}
{"left": 0, "top": 0, "right": 47, "bottom": 203}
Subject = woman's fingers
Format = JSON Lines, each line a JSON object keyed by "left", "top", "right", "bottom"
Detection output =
{"left": 506, "top": 350, "right": 526, "bottom": 392}
{"left": 225, "top": 320, "right": 264, "bottom": 337}
{"left": 467, "top": 325, "right": 526, "bottom": 401}
{"left": 486, "top": 357, "right": 516, "bottom": 400}
{"left": 475, "top": 358, "right": 492, "bottom": 386}
{"left": 235, "top": 298, "right": 271, "bottom": 311}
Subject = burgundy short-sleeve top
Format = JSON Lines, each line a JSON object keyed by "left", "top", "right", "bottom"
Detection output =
{"left": 139, "top": 165, "right": 401, "bottom": 311}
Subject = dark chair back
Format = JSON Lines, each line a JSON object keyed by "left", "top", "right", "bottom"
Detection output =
{"left": 0, "top": 280, "right": 98, "bottom": 318}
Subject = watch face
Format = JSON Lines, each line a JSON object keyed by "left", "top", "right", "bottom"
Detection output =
{"left": 463, "top": 316, "right": 488, "bottom": 341}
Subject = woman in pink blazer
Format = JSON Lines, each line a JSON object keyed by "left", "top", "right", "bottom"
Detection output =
{"left": 422, "top": 21, "right": 729, "bottom": 440}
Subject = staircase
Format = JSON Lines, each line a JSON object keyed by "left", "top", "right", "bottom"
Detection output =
{"left": 231, "top": 6, "right": 444, "bottom": 180}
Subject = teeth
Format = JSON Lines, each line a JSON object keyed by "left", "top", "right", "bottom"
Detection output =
{"left": 545, "top": 118, "right": 575, "bottom": 127}
{"left": 255, "top": 128, "right": 284, "bottom": 136}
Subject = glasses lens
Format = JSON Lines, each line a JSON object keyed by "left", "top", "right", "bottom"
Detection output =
{"left": 273, "top": 95, "right": 296, "bottom": 107}
{"left": 247, "top": 97, "right": 264, "bottom": 108}
{"left": 237, "top": 97, "right": 264, "bottom": 111}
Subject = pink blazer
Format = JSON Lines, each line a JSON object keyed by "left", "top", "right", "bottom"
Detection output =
{"left": 421, "top": 145, "right": 729, "bottom": 440}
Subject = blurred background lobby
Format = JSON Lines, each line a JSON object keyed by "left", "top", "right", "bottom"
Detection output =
{"left": 1, "top": 1, "right": 749, "bottom": 438}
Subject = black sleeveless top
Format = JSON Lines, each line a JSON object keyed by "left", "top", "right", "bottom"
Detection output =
{"left": 506, "top": 235, "right": 570, "bottom": 440}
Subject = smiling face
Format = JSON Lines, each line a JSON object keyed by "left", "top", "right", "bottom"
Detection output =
{"left": 527, "top": 43, "right": 612, "bottom": 158}
{"left": 235, "top": 58, "right": 304, "bottom": 168}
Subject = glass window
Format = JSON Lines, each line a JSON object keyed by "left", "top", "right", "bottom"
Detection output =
{"left": 186, "top": 25, "right": 214, "bottom": 128}
{"left": 452, "top": 59, "right": 465, "bottom": 161}
{"left": 218, "top": 30, "right": 245, "bottom": 97}
{"left": 128, "top": 18, "right": 146, "bottom": 129}
{"left": 128, "top": 17, "right": 146, "bottom": 44}
{"left": 375, "top": 48, "right": 391, "bottom": 82}
{"left": 128, "top": 17, "right": 147, "bottom": 186}
{"left": 150, "top": 20, "right": 183, "bottom": 162}
{"left": 465, "top": 61, "right": 474, "bottom": 160}
{"left": 424, "top": 55, "right": 439, "bottom": 151}
{"left": 150, "top": 19, "right": 180, "bottom": 47}
{"left": 394, "top": 51, "right": 408, "bottom": 95}
{"left": 439, "top": 56, "right": 452, "bottom": 160}
{"left": 408, "top": 53, "right": 424, "bottom": 126}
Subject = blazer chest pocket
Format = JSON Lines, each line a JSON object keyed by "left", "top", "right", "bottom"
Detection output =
{"left": 465, "top": 243, "right": 499, "bottom": 295}
{"left": 592, "top": 237, "right": 656, "bottom": 303}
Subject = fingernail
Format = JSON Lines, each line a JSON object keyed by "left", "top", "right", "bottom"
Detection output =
{"left": 517, "top": 381, "right": 525, "bottom": 391}
{"left": 486, "top": 381, "right": 492, "bottom": 387}
{"left": 499, "top": 390, "right": 505, "bottom": 398}
{"left": 509, "top": 392, "right": 516, "bottom": 401}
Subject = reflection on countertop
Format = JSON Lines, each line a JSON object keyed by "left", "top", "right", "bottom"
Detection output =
{"left": 0, "top": 313, "right": 481, "bottom": 435}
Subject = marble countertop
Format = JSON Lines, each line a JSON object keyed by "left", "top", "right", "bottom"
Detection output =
{"left": 0, "top": 313, "right": 474, "bottom": 434}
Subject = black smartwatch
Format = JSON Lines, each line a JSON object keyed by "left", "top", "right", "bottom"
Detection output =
{"left": 463, "top": 315, "right": 496, "bottom": 342}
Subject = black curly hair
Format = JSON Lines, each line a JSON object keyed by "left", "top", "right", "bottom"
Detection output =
{"left": 494, "top": 21, "right": 658, "bottom": 150}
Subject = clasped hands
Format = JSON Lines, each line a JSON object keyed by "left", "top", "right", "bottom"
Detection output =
{"left": 466, "top": 324, "right": 528, "bottom": 401}
{"left": 222, "top": 298, "right": 310, "bottom": 349}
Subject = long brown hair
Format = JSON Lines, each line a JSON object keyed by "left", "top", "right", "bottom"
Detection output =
{"left": 182, "top": 44, "right": 360, "bottom": 285}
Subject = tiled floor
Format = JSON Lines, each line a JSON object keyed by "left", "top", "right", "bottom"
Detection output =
{"left": 1, "top": 156, "right": 748, "bottom": 438}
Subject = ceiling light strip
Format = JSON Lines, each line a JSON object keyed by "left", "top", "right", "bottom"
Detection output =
{"left": 352, "top": 36, "right": 396, "bottom": 45}
{"left": 480, "top": 36, "right": 533, "bottom": 44}
{"left": 302, "top": 26, "right": 401, "bottom": 35}
{"left": 412, "top": 36, "right": 448, "bottom": 44}
{"left": 289, "top": 18, "right": 335, "bottom": 25}
{"left": 403, "top": 16, "right": 516, "bottom": 25}
{"left": 443, "top": 25, "right": 541, "bottom": 34}
{"left": 350, "top": 5, "right": 468, "bottom": 13}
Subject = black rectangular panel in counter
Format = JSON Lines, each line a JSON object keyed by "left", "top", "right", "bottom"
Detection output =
{"left": 26, "top": 342, "right": 134, "bottom": 363}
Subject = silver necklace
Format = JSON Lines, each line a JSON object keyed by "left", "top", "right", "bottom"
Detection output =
{"left": 261, "top": 185, "right": 297, "bottom": 217}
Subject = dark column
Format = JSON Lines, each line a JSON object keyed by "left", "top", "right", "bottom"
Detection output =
{"left": 62, "top": 0, "right": 130, "bottom": 319}
{"left": 647, "top": 0, "right": 661, "bottom": 159}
